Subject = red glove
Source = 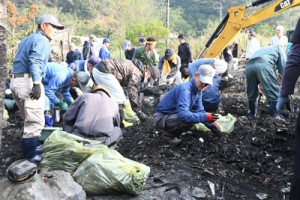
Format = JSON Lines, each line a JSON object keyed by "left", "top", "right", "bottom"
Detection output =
{"left": 206, "top": 113, "right": 219, "bottom": 123}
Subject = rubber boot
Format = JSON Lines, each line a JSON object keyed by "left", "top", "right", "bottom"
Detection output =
{"left": 248, "top": 101, "right": 257, "bottom": 118}
{"left": 269, "top": 101, "right": 278, "bottom": 117}
{"left": 21, "top": 138, "right": 38, "bottom": 160}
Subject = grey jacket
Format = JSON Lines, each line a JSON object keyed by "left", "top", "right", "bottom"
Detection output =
{"left": 63, "top": 91, "right": 119, "bottom": 135}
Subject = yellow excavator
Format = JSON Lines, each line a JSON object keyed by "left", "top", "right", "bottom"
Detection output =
{"left": 198, "top": 0, "right": 300, "bottom": 58}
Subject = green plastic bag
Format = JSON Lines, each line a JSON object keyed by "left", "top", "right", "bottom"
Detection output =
{"left": 73, "top": 150, "right": 150, "bottom": 195}
{"left": 192, "top": 113, "right": 237, "bottom": 134}
{"left": 41, "top": 130, "right": 108, "bottom": 174}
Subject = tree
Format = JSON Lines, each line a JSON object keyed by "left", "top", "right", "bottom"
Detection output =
{"left": 7, "top": 1, "right": 38, "bottom": 66}
{"left": 0, "top": 0, "right": 8, "bottom": 151}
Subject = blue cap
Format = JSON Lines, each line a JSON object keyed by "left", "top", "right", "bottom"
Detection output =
{"left": 139, "top": 37, "right": 145, "bottom": 43}
{"left": 103, "top": 38, "right": 111, "bottom": 44}
{"left": 88, "top": 56, "right": 101, "bottom": 66}
{"left": 123, "top": 40, "right": 131, "bottom": 50}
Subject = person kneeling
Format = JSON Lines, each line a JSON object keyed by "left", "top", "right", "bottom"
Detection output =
{"left": 63, "top": 85, "right": 123, "bottom": 146}
{"left": 153, "top": 65, "right": 221, "bottom": 145}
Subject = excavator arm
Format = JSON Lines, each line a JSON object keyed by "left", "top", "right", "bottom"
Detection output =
{"left": 199, "top": 0, "right": 300, "bottom": 58}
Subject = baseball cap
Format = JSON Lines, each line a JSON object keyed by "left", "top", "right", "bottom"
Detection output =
{"left": 88, "top": 56, "right": 101, "bottom": 66}
{"left": 198, "top": 64, "right": 215, "bottom": 86}
{"left": 123, "top": 40, "right": 131, "bottom": 50}
{"left": 164, "top": 48, "right": 174, "bottom": 61}
{"left": 76, "top": 72, "right": 90, "bottom": 92}
{"left": 103, "top": 38, "right": 111, "bottom": 43}
{"left": 68, "top": 63, "right": 76, "bottom": 71}
{"left": 139, "top": 37, "right": 146, "bottom": 43}
{"left": 37, "top": 14, "right": 64, "bottom": 30}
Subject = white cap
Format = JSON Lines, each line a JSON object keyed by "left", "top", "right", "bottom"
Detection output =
{"left": 197, "top": 64, "right": 215, "bottom": 86}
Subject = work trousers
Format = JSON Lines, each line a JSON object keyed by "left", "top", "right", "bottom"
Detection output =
{"left": 10, "top": 75, "right": 45, "bottom": 138}
{"left": 153, "top": 112, "right": 193, "bottom": 136}
{"left": 246, "top": 62, "right": 279, "bottom": 102}
{"left": 72, "top": 126, "right": 123, "bottom": 146}
{"left": 290, "top": 111, "right": 300, "bottom": 200}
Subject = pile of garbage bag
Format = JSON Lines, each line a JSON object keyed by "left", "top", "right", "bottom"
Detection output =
{"left": 41, "top": 131, "right": 150, "bottom": 195}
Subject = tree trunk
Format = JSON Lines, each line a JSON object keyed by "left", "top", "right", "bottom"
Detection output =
{"left": 0, "top": 0, "right": 8, "bottom": 151}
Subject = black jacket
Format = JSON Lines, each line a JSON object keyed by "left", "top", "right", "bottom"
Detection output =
{"left": 82, "top": 41, "right": 95, "bottom": 60}
{"left": 178, "top": 42, "right": 192, "bottom": 64}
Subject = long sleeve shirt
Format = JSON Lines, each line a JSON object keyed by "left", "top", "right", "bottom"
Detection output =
{"left": 132, "top": 46, "right": 159, "bottom": 66}
{"left": 250, "top": 45, "right": 286, "bottom": 76}
{"left": 63, "top": 91, "right": 119, "bottom": 135}
{"left": 246, "top": 38, "right": 260, "bottom": 59}
{"left": 178, "top": 42, "right": 192, "bottom": 64}
{"left": 280, "top": 44, "right": 300, "bottom": 95}
{"left": 43, "top": 63, "right": 73, "bottom": 106}
{"left": 157, "top": 55, "right": 181, "bottom": 79}
{"left": 271, "top": 35, "right": 288, "bottom": 51}
{"left": 155, "top": 79, "right": 207, "bottom": 124}
{"left": 125, "top": 47, "right": 136, "bottom": 60}
{"left": 188, "top": 58, "right": 214, "bottom": 79}
{"left": 66, "top": 49, "right": 83, "bottom": 65}
{"left": 99, "top": 46, "right": 111, "bottom": 60}
{"left": 12, "top": 29, "right": 51, "bottom": 82}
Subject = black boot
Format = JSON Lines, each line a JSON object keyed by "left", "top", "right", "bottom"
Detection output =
{"left": 269, "top": 101, "right": 278, "bottom": 117}
{"left": 21, "top": 137, "right": 42, "bottom": 162}
{"left": 248, "top": 101, "right": 257, "bottom": 118}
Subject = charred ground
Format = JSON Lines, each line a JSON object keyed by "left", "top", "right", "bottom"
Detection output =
{"left": 0, "top": 76, "right": 298, "bottom": 200}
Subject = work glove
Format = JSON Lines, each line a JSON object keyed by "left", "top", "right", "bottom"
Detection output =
{"left": 137, "top": 110, "right": 148, "bottom": 121}
{"left": 207, "top": 123, "right": 222, "bottom": 137}
{"left": 56, "top": 100, "right": 68, "bottom": 112}
{"left": 66, "top": 98, "right": 74, "bottom": 106}
{"left": 277, "top": 95, "right": 291, "bottom": 112}
{"left": 205, "top": 113, "right": 219, "bottom": 123}
{"left": 30, "top": 83, "right": 42, "bottom": 100}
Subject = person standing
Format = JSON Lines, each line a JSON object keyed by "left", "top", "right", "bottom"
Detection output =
{"left": 271, "top": 25, "right": 288, "bottom": 51}
{"left": 177, "top": 34, "right": 192, "bottom": 66}
{"left": 245, "top": 45, "right": 286, "bottom": 119}
{"left": 82, "top": 35, "right": 96, "bottom": 60}
{"left": 276, "top": 18, "right": 300, "bottom": 200}
{"left": 66, "top": 42, "right": 83, "bottom": 65}
{"left": 123, "top": 40, "right": 136, "bottom": 60}
{"left": 132, "top": 37, "right": 160, "bottom": 85}
{"left": 10, "top": 14, "right": 64, "bottom": 162}
{"left": 246, "top": 30, "right": 260, "bottom": 61}
{"left": 138, "top": 37, "right": 146, "bottom": 46}
{"left": 99, "top": 38, "right": 111, "bottom": 60}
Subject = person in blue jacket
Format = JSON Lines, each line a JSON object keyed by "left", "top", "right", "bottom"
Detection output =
{"left": 43, "top": 63, "right": 74, "bottom": 126}
{"left": 153, "top": 64, "right": 221, "bottom": 144}
{"left": 10, "top": 14, "right": 64, "bottom": 162}
{"left": 202, "top": 74, "right": 222, "bottom": 112}
{"left": 188, "top": 59, "right": 224, "bottom": 112}
{"left": 99, "top": 38, "right": 111, "bottom": 60}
